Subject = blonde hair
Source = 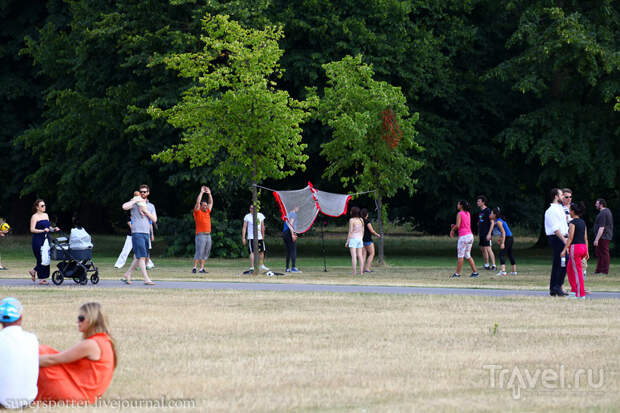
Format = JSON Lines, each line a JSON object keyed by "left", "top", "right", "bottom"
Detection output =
{"left": 80, "top": 302, "right": 117, "bottom": 368}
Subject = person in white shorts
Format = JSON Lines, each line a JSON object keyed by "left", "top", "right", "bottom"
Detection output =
{"left": 449, "top": 200, "right": 479, "bottom": 278}
{"left": 242, "top": 205, "right": 269, "bottom": 273}
{"left": 346, "top": 206, "right": 365, "bottom": 275}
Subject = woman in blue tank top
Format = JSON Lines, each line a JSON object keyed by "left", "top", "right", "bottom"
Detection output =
{"left": 491, "top": 208, "right": 516, "bottom": 276}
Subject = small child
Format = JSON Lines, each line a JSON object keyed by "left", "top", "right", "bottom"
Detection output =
{"left": 490, "top": 208, "right": 516, "bottom": 276}
{"left": 0, "top": 218, "right": 8, "bottom": 270}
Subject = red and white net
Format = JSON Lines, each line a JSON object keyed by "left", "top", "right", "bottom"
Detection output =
{"left": 273, "top": 182, "right": 351, "bottom": 233}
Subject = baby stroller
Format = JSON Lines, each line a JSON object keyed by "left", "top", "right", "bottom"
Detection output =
{"left": 50, "top": 229, "right": 99, "bottom": 286}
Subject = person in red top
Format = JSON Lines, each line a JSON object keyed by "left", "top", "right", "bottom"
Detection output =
{"left": 36, "top": 302, "right": 117, "bottom": 404}
{"left": 193, "top": 186, "right": 214, "bottom": 274}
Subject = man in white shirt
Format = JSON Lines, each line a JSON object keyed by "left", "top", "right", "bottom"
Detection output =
{"left": 0, "top": 297, "right": 39, "bottom": 409}
{"left": 242, "top": 205, "right": 269, "bottom": 273}
{"left": 544, "top": 188, "right": 569, "bottom": 296}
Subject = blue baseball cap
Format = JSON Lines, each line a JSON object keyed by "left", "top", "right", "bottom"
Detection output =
{"left": 0, "top": 297, "right": 23, "bottom": 323}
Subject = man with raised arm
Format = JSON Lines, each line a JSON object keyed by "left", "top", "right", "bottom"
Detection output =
{"left": 193, "top": 186, "right": 213, "bottom": 274}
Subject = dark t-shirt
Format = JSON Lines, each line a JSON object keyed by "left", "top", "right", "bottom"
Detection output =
{"left": 362, "top": 218, "right": 372, "bottom": 242}
{"left": 570, "top": 218, "right": 586, "bottom": 245}
{"left": 594, "top": 208, "right": 613, "bottom": 241}
{"left": 125, "top": 213, "right": 131, "bottom": 237}
{"left": 478, "top": 207, "right": 491, "bottom": 236}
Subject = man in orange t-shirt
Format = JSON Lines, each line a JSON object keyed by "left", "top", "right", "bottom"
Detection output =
{"left": 193, "top": 186, "right": 213, "bottom": 274}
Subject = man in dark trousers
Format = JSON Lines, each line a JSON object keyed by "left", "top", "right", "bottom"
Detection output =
{"left": 544, "top": 188, "right": 569, "bottom": 296}
{"left": 593, "top": 198, "right": 613, "bottom": 275}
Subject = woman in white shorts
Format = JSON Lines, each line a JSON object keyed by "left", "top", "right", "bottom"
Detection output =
{"left": 346, "top": 206, "right": 365, "bottom": 275}
{"left": 449, "top": 200, "right": 479, "bottom": 278}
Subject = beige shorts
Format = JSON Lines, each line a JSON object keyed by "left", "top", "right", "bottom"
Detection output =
{"left": 457, "top": 234, "right": 474, "bottom": 259}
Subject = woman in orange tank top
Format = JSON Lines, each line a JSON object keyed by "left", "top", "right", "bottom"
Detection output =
{"left": 36, "top": 302, "right": 117, "bottom": 404}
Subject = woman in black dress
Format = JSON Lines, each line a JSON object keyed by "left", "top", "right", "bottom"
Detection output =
{"left": 29, "top": 199, "right": 60, "bottom": 285}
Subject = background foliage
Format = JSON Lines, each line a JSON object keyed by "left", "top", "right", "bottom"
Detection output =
{"left": 1, "top": 0, "right": 618, "bottom": 256}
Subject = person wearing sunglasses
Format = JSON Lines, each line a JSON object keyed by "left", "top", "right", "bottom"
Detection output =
{"left": 36, "top": 302, "right": 116, "bottom": 403}
{"left": 29, "top": 199, "right": 60, "bottom": 285}
{"left": 121, "top": 184, "right": 157, "bottom": 285}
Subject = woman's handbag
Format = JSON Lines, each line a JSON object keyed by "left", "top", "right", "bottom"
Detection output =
{"left": 41, "top": 238, "right": 50, "bottom": 266}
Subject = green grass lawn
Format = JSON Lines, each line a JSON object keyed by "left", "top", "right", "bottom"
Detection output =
{"left": 2, "top": 235, "right": 620, "bottom": 412}
{"left": 1, "top": 287, "right": 618, "bottom": 412}
{"left": 2, "top": 234, "right": 619, "bottom": 292}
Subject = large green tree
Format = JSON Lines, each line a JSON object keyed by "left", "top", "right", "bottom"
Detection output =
{"left": 487, "top": 0, "right": 620, "bottom": 244}
{"left": 0, "top": 0, "right": 66, "bottom": 231}
{"left": 315, "top": 55, "right": 423, "bottom": 262}
{"left": 266, "top": 0, "right": 531, "bottom": 232}
{"left": 150, "top": 14, "right": 315, "bottom": 269}
{"left": 17, "top": 0, "right": 271, "bottom": 231}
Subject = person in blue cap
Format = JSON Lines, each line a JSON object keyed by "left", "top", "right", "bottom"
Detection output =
{"left": 0, "top": 297, "right": 39, "bottom": 409}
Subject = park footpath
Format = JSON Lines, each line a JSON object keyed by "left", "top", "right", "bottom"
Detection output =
{"left": 1, "top": 278, "right": 620, "bottom": 299}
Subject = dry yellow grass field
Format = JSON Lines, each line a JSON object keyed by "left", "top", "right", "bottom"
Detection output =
{"left": 2, "top": 287, "right": 619, "bottom": 412}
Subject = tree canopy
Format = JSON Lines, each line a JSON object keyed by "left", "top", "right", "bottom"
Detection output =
{"left": 1, "top": 0, "right": 618, "bottom": 251}
{"left": 315, "top": 54, "right": 423, "bottom": 261}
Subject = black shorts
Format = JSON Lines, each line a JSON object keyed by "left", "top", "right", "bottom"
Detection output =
{"left": 479, "top": 233, "right": 491, "bottom": 247}
{"left": 248, "top": 239, "right": 265, "bottom": 253}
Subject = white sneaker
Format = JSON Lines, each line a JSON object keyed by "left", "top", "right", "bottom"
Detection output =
{"left": 496, "top": 271, "right": 507, "bottom": 276}
{"left": 510, "top": 272, "right": 518, "bottom": 275}
{"left": 568, "top": 294, "right": 585, "bottom": 299}
{"left": 260, "top": 265, "right": 270, "bottom": 271}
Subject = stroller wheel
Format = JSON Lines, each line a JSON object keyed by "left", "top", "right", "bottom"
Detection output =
{"left": 52, "top": 271, "right": 64, "bottom": 285}
{"left": 91, "top": 270, "right": 99, "bottom": 285}
{"left": 72, "top": 263, "right": 87, "bottom": 285}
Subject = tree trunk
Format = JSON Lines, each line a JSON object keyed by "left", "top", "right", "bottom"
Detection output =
{"left": 534, "top": 214, "right": 548, "bottom": 248}
{"left": 376, "top": 192, "right": 384, "bottom": 265}
{"left": 251, "top": 161, "right": 259, "bottom": 272}
{"left": 534, "top": 192, "right": 550, "bottom": 248}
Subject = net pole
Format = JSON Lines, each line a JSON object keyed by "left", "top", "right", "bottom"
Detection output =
{"left": 321, "top": 218, "right": 327, "bottom": 272}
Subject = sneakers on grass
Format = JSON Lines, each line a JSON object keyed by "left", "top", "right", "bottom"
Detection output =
{"left": 260, "top": 264, "right": 270, "bottom": 271}
{"left": 470, "top": 272, "right": 479, "bottom": 278}
{"left": 450, "top": 273, "right": 461, "bottom": 278}
{"left": 291, "top": 268, "right": 302, "bottom": 273}
{"left": 496, "top": 271, "right": 507, "bottom": 276}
